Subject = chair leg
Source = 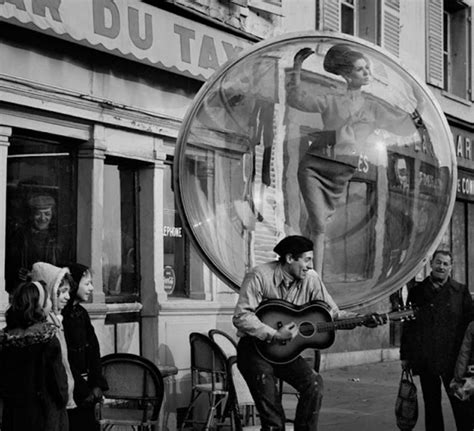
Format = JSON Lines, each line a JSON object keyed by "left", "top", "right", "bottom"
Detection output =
{"left": 180, "top": 389, "right": 202, "bottom": 431}
{"left": 203, "top": 393, "right": 218, "bottom": 430}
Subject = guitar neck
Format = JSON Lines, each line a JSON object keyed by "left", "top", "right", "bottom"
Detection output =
{"left": 318, "top": 315, "right": 370, "bottom": 332}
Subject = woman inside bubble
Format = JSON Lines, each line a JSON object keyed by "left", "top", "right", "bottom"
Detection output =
{"left": 287, "top": 43, "right": 424, "bottom": 273}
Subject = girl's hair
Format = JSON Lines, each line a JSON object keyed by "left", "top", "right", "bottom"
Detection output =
{"left": 324, "top": 44, "right": 368, "bottom": 77}
{"left": 6, "top": 281, "right": 48, "bottom": 329}
{"left": 66, "top": 263, "right": 90, "bottom": 301}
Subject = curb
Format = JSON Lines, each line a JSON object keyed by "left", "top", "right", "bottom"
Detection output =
{"left": 320, "top": 347, "right": 399, "bottom": 370}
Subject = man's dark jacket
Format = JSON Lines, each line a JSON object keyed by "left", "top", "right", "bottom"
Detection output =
{"left": 400, "top": 276, "right": 473, "bottom": 375}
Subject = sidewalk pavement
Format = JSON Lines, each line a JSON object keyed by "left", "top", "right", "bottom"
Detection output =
{"left": 283, "top": 359, "right": 456, "bottom": 431}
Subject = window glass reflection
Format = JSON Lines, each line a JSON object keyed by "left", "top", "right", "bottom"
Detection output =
{"left": 103, "top": 160, "right": 139, "bottom": 302}
{"left": 163, "top": 163, "right": 187, "bottom": 297}
{"left": 5, "top": 135, "right": 76, "bottom": 294}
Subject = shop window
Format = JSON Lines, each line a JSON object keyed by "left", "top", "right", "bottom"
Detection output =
{"left": 103, "top": 158, "right": 140, "bottom": 303}
{"left": 443, "top": 1, "right": 471, "bottom": 99}
{"left": 451, "top": 200, "right": 472, "bottom": 286}
{"left": 5, "top": 134, "right": 76, "bottom": 293}
{"left": 163, "top": 162, "right": 188, "bottom": 297}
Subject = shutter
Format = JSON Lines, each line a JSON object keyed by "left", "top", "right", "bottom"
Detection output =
{"left": 247, "top": 0, "right": 282, "bottom": 15}
{"left": 321, "top": 0, "right": 340, "bottom": 32}
{"left": 381, "top": 0, "right": 400, "bottom": 57}
{"left": 426, "top": 0, "right": 444, "bottom": 88}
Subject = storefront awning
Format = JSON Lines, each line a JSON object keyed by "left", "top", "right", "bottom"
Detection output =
{"left": 0, "top": 0, "right": 252, "bottom": 81}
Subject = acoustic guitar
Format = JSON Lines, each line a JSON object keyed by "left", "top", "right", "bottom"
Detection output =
{"left": 254, "top": 298, "right": 415, "bottom": 364}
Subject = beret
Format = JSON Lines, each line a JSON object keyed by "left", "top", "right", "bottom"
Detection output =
{"left": 28, "top": 194, "right": 55, "bottom": 209}
{"left": 273, "top": 235, "right": 313, "bottom": 257}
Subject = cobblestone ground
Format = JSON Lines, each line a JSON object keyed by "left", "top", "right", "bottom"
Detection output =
{"left": 284, "top": 360, "right": 456, "bottom": 431}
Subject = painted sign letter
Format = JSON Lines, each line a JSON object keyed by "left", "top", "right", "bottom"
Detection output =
{"left": 93, "top": 0, "right": 120, "bottom": 39}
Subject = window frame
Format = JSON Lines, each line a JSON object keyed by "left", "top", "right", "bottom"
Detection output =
{"left": 5, "top": 132, "right": 78, "bottom": 283}
{"left": 163, "top": 159, "right": 191, "bottom": 298}
{"left": 442, "top": 1, "right": 472, "bottom": 99}
{"left": 103, "top": 156, "right": 142, "bottom": 304}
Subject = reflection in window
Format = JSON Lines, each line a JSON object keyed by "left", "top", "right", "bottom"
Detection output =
{"left": 5, "top": 135, "right": 76, "bottom": 293}
{"left": 103, "top": 159, "right": 139, "bottom": 303}
{"left": 451, "top": 201, "right": 467, "bottom": 285}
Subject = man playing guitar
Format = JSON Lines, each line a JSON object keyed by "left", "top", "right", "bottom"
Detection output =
{"left": 233, "top": 235, "right": 383, "bottom": 431}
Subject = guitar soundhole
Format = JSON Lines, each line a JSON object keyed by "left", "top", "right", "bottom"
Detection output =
{"left": 299, "top": 321, "right": 315, "bottom": 337}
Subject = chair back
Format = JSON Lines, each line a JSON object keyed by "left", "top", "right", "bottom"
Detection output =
{"left": 208, "top": 329, "right": 238, "bottom": 359}
{"left": 189, "top": 332, "right": 227, "bottom": 381}
{"left": 100, "top": 353, "right": 164, "bottom": 422}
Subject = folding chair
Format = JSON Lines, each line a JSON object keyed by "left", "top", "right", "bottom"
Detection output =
{"left": 96, "top": 353, "right": 164, "bottom": 431}
{"left": 209, "top": 329, "right": 257, "bottom": 429}
{"left": 180, "top": 332, "right": 232, "bottom": 431}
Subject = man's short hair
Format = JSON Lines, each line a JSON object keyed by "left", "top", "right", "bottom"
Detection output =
{"left": 274, "top": 235, "right": 313, "bottom": 262}
{"left": 431, "top": 249, "right": 452, "bottom": 264}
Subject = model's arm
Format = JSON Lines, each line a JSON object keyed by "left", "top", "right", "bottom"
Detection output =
{"left": 286, "top": 48, "right": 327, "bottom": 113}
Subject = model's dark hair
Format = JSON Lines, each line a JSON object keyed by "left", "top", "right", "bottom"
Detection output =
{"left": 432, "top": 249, "right": 452, "bottom": 264}
{"left": 324, "top": 44, "right": 368, "bottom": 77}
{"left": 6, "top": 281, "right": 48, "bottom": 329}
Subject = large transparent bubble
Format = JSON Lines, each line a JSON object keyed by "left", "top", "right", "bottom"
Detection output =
{"left": 174, "top": 33, "right": 456, "bottom": 309}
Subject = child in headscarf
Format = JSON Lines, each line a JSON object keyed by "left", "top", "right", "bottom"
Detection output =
{"left": 62, "top": 263, "right": 108, "bottom": 431}
{"left": 0, "top": 281, "right": 68, "bottom": 431}
{"left": 30, "top": 262, "right": 76, "bottom": 411}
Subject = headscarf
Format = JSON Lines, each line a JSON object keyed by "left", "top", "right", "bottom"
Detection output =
{"left": 30, "top": 262, "right": 70, "bottom": 314}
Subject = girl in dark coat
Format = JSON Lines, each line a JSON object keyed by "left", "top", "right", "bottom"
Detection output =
{"left": 0, "top": 281, "right": 69, "bottom": 431}
{"left": 62, "top": 263, "right": 108, "bottom": 431}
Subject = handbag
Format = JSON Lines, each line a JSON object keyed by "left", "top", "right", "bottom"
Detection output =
{"left": 451, "top": 376, "right": 474, "bottom": 401}
{"left": 395, "top": 368, "right": 418, "bottom": 431}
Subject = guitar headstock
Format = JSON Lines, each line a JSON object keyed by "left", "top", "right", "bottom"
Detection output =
{"left": 386, "top": 304, "right": 417, "bottom": 322}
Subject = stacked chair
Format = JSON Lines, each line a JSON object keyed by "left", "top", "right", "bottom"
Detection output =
{"left": 180, "top": 330, "right": 258, "bottom": 430}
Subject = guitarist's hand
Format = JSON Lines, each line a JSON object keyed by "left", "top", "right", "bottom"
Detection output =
{"left": 362, "top": 313, "right": 385, "bottom": 328}
{"left": 273, "top": 322, "right": 298, "bottom": 342}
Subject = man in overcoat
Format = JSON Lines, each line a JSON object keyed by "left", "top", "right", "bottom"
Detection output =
{"left": 400, "top": 250, "right": 473, "bottom": 431}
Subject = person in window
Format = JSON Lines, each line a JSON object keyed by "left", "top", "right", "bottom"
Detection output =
{"left": 0, "top": 281, "right": 69, "bottom": 431}
{"left": 400, "top": 250, "right": 473, "bottom": 431}
{"left": 233, "top": 235, "right": 383, "bottom": 431}
{"left": 287, "top": 43, "right": 423, "bottom": 273}
{"left": 6, "top": 194, "right": 61, "bottom": 294}
{"left": 62, "top": 263, "right": 108, "bottom": 431}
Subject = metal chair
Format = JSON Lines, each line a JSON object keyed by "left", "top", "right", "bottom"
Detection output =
{"left": 208, "top": 328, "right": 238, "bottom": 358}
{"left": 180, "top": 332, "right": 232, "bottom": 431}
{"left": 208, "top": 329, "right": 257, "bottom": 429}
{"left": 96, "top": 353, "right": 164, "bottom": 431}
